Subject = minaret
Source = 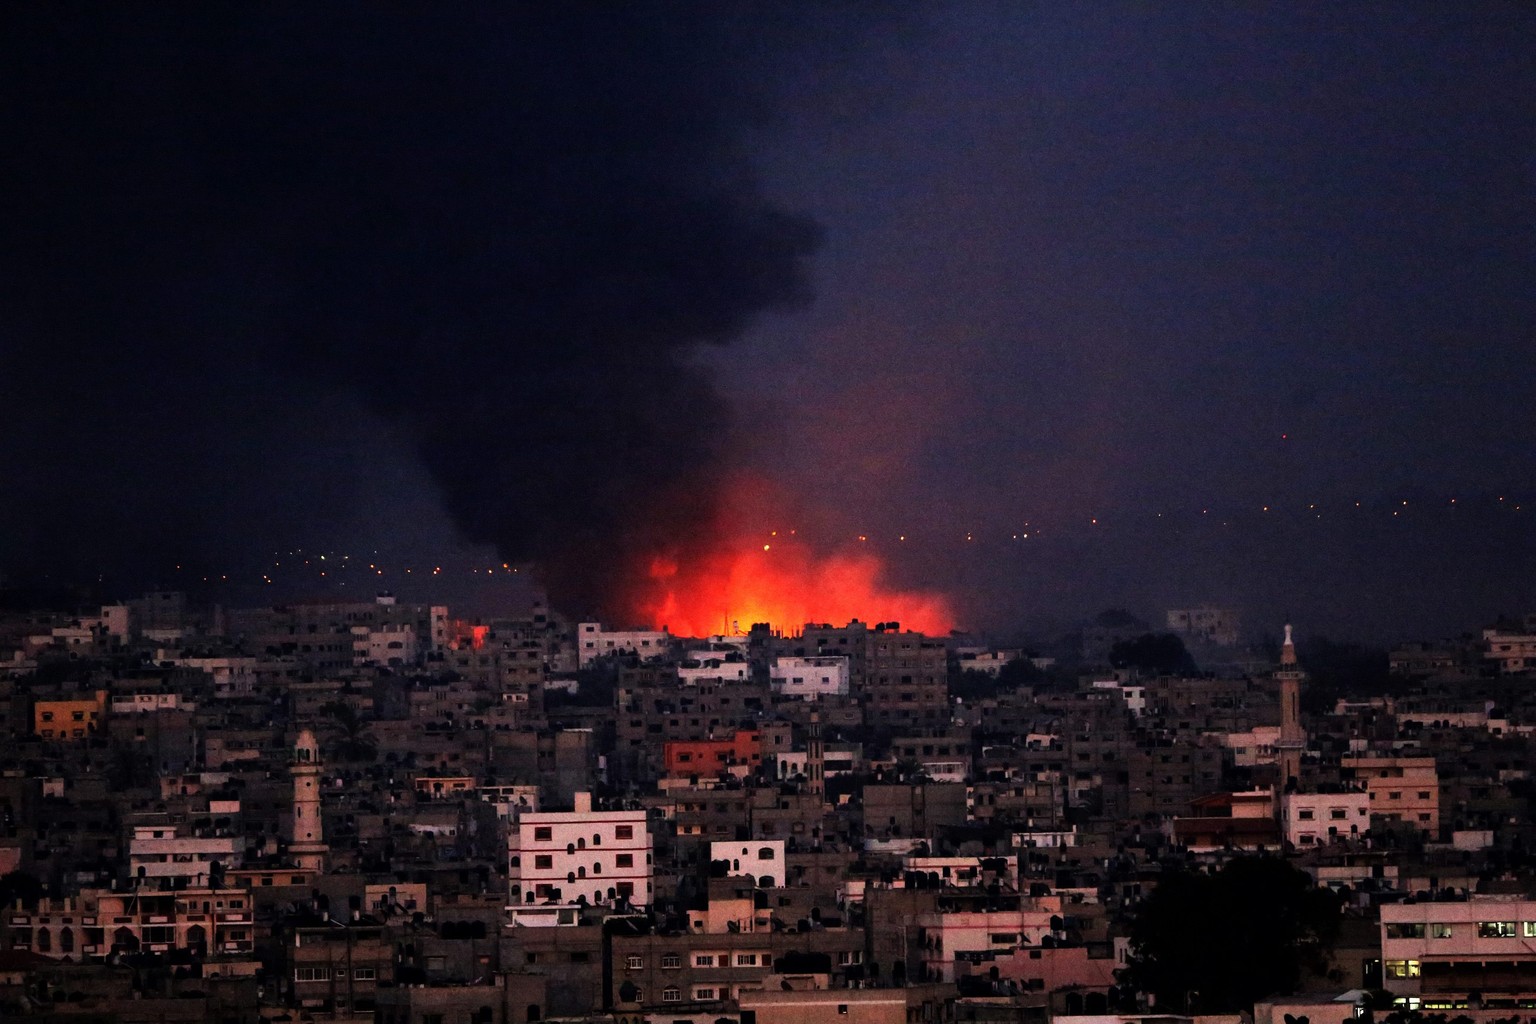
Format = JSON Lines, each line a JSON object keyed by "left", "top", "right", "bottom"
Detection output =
{"left": 289, "top": 728, "right": 329, "bottom": 873}
{"left": 1274, "top": 624, "right": 1306, "bottom": 794}
{"left": 806, "top": 711, "right": 825, "bottom": 799}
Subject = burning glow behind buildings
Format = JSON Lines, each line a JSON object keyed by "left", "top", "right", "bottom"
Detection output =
{"left": 633, "top": 536, "right": 953, "bottom": 638}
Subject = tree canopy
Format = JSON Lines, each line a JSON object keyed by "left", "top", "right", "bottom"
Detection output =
{"left": 1110, "top": 633, "right": 1197, "bottom": 676}
{"left": 1122, "top": 856, "right": 1342, "bottom": 1013}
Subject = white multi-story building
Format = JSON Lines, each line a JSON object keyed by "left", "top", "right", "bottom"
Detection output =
{"left": 508, "top": 792, "right": 652, "bottom": 912}
{"left": 769, "top": 655, "right": 850, "bottom": 700}
{"left": 352, "top": 624, "right": 418, "bottom": 667}
{"left": 678, "top": 653, "right": 750, "bottom": 685}
{"left": 110, "top": 692, "right": 196, "bottom": 715}
{"left": 128, "top": 826, "right": 243, "bottom": 886}
{"left": 709, "top": 840, "right": 785, "bottom": 887}
{"left": 576, "top": 623, "right": 670, "bottom": 666}
{"left": 1280, "top": 790, "right": 1370, "bottom": 848}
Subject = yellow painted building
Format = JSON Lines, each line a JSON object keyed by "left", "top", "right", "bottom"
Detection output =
{"left": 34, "top": 690, "right": 108, "bottom": 740}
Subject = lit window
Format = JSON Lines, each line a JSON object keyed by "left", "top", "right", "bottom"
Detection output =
{"left": 1478, "top": 921, "right": 1517, "bottom": 938}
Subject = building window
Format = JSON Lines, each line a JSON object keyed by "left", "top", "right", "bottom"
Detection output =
{"left": 661, "top": 954, "right": 682, "bottom": 969}
{"left": 534, "top": 827, "right": 552, "bottom": 842}
{"left": 627, "top": 956, "right": 645, "bottom": 970}
{"left": 1330, "top": 808, "right": 1348, "bottom": 820}
{"left": 694, "top": 954, "right": 715, "bottom": 967}
{"left": 1430, "top": 923, "right": 1453, "bottom": 938}
{"left": 1478, "top": 921, "right": 1517, "bottom": 938}
{"left": 534, "top": 855, "right": 552, "bottom": 870}
{"left": 693, "top": 988, "right": 717, "bottom": 1001}
{"left": 1383, "top": 960, "right": 1421, "bottom": 979}
{"left": 1297, "top": 809, "right": 1314, "bottom": 821}
{"left": 354, "top": 967, "right": 376, "bottom": 980}
{"left": 662, "top": 988, "right": 681, "bottom": 1003}
{"left": 295, "top": 967, "right": 329, "bottom": 982}
{"left": 616, "top": 854, "right": 634, "bottom": 868}
{"left": 735, "top": 954, "right": 757, "bottom": 966}
{"left": 1386, "top": 923, "right": 1426, "bottom": 939}
{"left": 615, "top": 825, "right": 634, "bottom": 840}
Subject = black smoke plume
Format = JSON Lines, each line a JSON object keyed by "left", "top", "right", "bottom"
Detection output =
{"left": 0, "top": 5, "right": 833, "bottom": 615}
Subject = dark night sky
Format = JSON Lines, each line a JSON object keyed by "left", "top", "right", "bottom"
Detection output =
{"left": 2, "top": 3, "right": 1532, "bottom": 642}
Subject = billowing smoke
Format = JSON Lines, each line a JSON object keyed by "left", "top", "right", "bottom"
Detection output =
{"left": 0, "top": 5, "right": 843, "bottom": 615}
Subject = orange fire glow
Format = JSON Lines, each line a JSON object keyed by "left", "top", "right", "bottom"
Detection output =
{"left": 634, "top": 536, "right": 953, "bottom": 638}
{"left": 446, "top": 621, "right": 490, "bottom": 650}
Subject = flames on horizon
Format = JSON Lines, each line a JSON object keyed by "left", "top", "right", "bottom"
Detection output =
{"left": 624, "top": 532, "right": 954, "bottom": 639}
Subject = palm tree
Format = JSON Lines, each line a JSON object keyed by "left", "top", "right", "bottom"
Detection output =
{"left": 320, "top": 700, "right": 377, "bottom": 762}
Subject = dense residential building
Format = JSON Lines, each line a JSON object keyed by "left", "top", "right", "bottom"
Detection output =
{"left": 770, "top": 655, "right": 851, "bottom": 700}
{"left": 507, "top": 792, "right": 653, "bottom": 912}
{"left": 1379, "top": 898, "right": 1536, "bottom": 1004}
{"left": 3, "top": 589, "right": 1535, "bottom": 1024}
{"left": 1340, "top": 754, "right": 1441, "bottom": 837}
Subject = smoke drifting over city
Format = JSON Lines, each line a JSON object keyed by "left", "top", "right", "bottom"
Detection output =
{"left": 0, "top": 5, "right": 846, "bottom": 616}
{"left": 3, "top": 5, "right": 1534, "bottom": 640}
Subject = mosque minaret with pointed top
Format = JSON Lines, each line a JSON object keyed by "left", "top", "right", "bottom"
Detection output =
{"left": 1274, "top": 623, "right": 1307, "bottom": 794}
{"left": 289, "top": 727, "right": 330, "bottom": 874}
